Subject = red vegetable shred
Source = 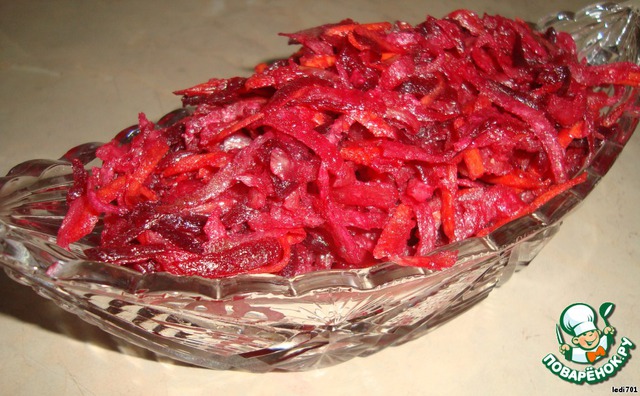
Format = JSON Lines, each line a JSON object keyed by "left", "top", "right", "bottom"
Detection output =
{"left": 57, "top": 10, "right": 640, "bottom": 278}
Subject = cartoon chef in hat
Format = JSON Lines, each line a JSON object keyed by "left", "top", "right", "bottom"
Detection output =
{"left": 558, "top": 303, "right": 616, "bottom": 364}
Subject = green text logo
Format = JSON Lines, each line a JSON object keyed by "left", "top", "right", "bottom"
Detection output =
{"left": 541, "top": 302, "right": 634, "bottom": 384}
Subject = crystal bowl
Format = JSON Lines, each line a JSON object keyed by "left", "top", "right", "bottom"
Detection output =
{"left": 1, "top": 2, "right": 638, "bottom": 372}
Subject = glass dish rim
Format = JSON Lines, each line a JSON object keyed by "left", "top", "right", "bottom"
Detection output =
{"left": 1, "top": 0, "right": 638, "bottom": 300}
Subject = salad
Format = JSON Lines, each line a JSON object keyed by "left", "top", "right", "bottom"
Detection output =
{"left": 57, "top": 9, "right": 640, "bottom": 278}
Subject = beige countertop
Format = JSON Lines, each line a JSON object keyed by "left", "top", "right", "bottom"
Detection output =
{"left": 0, "top": 1, "right": 638, "bottom": 395}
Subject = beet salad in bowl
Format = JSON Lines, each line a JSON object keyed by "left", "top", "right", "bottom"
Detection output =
{"left": 1, "top": 1, "right": 639, "bottom": 372}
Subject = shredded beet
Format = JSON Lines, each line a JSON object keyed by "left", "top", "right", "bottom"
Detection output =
{"left": 57, "top": 10, "right": 640, "bottom": 278}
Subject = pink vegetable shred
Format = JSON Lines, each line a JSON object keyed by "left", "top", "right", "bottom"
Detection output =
{"left": 57, "top": 10, "right": 640, "bottom": 278}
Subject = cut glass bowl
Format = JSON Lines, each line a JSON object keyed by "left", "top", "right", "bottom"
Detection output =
{"left": 1, "top": 1, "right": 639, "bottom": 372}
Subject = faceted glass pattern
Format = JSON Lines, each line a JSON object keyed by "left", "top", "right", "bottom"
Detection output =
{"left": 0, "top": 1, "right": 638, "bottom": 372}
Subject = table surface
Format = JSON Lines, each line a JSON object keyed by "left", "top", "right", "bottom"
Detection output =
{"left": 0, "top": 1, "right": 638, "bottom": 395}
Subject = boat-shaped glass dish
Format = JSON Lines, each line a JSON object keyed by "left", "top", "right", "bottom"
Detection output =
{"left": 1, "top": 1, "right": 638, "bottom": 372}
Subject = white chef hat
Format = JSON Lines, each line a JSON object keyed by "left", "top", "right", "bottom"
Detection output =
{"left": 560, "top": 303, "right": 597, "bottom": 337}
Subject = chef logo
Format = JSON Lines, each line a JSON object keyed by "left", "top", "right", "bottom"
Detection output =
{"left": 558, "top": 302, "right": 615, "bottom": 364}
{"left": 541, "top": 302, "right": 635, "bottom": 384}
